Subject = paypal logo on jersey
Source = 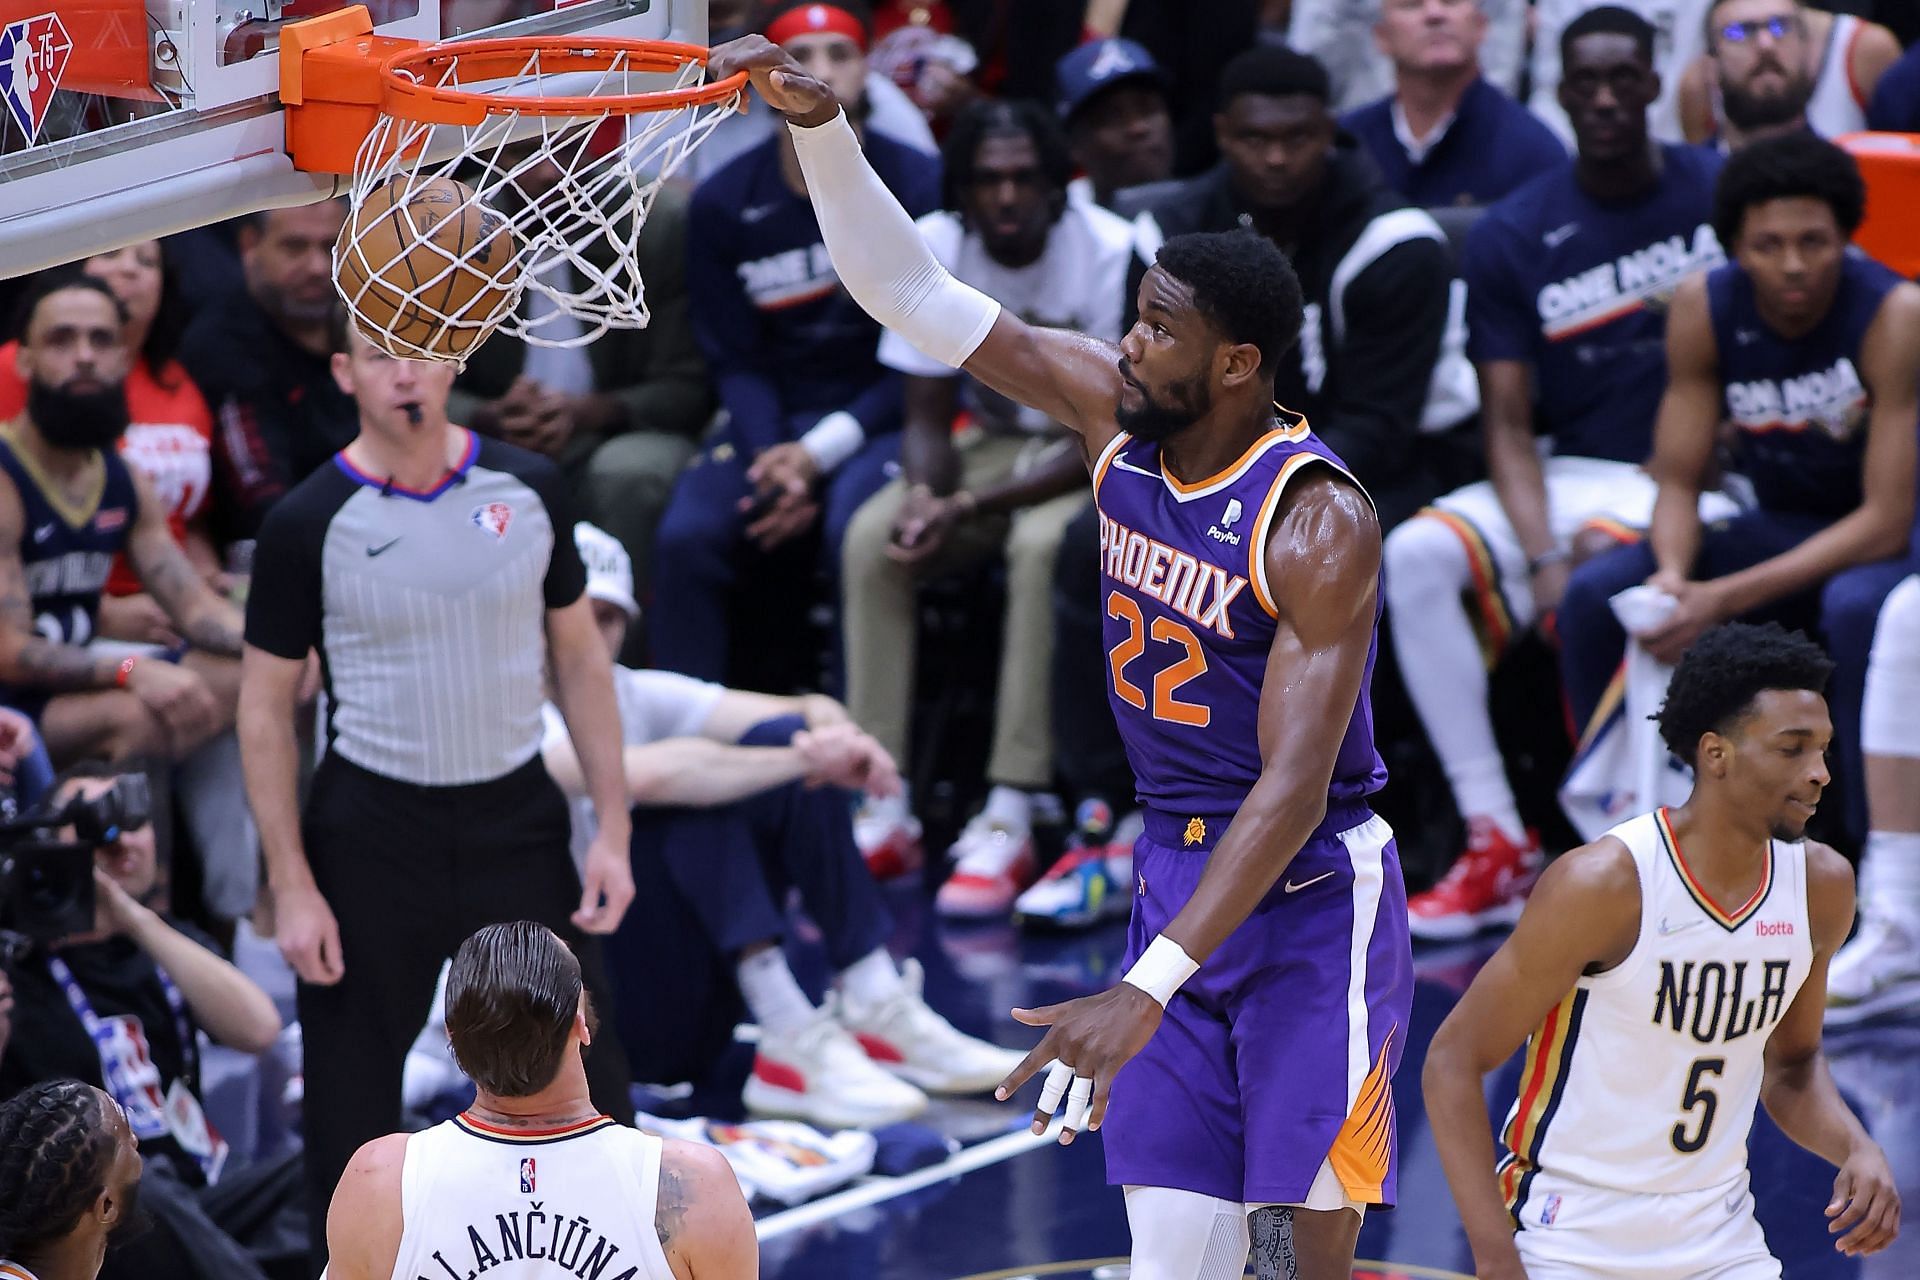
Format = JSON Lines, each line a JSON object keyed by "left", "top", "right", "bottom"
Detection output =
{"left": 1207, "top": 498, "right": 1244, "bottom": 546}
{"left": 1725, "top": 356, "right": 1868, "bottom": 441}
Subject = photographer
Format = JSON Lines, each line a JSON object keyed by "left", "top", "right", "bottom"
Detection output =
{"left": 0, "top": 765, "right": 291, "bottom": 1280}
{"left": 0, "top": 1081, "right": 145, "bottom": 1280}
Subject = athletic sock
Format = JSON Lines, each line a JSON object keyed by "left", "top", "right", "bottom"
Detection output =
{"left": 980, "top": 785, "right": 1033, "bottom": 834}
{"left": 838, "top": 948, "right": 906, "bottom": 1008}
{"left": 737, "top": 946, "right": 817, "bottom": 1037}
{"left": 1862, "top": 831, "right": 1920, "bottom": 934}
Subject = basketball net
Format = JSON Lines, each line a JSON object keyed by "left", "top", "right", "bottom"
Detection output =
{"left": 337, "top": 44, "right": 741, "bottom": 363}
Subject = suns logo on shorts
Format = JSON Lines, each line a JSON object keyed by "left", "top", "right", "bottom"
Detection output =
{"left": 519, "top": 1157, "right": 535, "bottom": 1193}
{"left": 1183, "top": 817, "right": 1206, "bottom": 847}
{"left": 472, "top": 502, "right": 514, "bottom": 541}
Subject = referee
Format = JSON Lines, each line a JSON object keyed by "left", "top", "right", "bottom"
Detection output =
{"left": 236, "top": 321, "right": 636, "bottom": 1272}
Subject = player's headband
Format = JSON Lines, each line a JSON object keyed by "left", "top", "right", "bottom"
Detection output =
{"left": 766, "top": 3, "right": 869, "bottom": 52}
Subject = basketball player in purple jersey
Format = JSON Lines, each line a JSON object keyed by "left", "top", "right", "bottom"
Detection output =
{"left": 710, "top": 38, "right": 1414, "bottom": 1280}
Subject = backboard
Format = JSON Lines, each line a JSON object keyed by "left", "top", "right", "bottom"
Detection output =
{"left": 0, "top": 0, "right": 705, "bottom": 277}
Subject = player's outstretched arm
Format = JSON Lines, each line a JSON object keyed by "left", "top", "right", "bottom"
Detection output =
{"left": 708, "top": 37, "right": 1124, "bottom": 457}
{"left": 1761, "top": 844, "right": 1900, "bottom": 1257}
{"left": 1422, "top": 842, "right": 1641, "bottom": 1280}
{"left": 325, "top": 1133, "right": 409, "bottom": 1280}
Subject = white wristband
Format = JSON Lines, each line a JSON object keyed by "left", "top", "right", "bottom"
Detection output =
{"left": 1122, "top": 934, "right": 1199, "bottom": 1008}
{"left": 798, "top": 410, "right": 864, "bottom": 473}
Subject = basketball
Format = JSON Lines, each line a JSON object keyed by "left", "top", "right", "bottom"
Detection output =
{"left": 333, "top": 175, "right": 520, "bottom": 361}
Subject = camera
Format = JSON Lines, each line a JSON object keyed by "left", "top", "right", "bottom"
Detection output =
{"left": 0, "top": 774, "right": 152, "bottom": 945}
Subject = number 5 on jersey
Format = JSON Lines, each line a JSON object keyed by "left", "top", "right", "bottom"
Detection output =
{"left": 1108, "top": 592, "right": 1209, "bottom": 726}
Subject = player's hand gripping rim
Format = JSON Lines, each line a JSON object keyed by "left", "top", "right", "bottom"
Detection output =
{"left": 993, "top": 983, "right": 1164, "bottom": 1145}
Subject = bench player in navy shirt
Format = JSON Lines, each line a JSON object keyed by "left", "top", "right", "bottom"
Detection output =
{"left": 1382, "top": 7, "right": 1739, "bottom": 940}
{"left": 1561, "top": 135, "right": 1920, "bottom": 848}
{"left": 651, "top": 0, "right": 940, "bottom": 683}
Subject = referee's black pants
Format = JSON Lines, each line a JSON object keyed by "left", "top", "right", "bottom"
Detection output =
{"left": 297, "top": 752, "right": 636, "bottom": 1274}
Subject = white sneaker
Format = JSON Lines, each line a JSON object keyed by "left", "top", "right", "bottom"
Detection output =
{"left": 1826, "top": 913, "right": 1920, "bottom": 1027}
{"left": 854, "top": 802, "right": 924, "bottom": 881}
{"left": 834, "top": 959, "right": 1026, "bottom": 1094}
{"left": 743, "top": 1010, "right": 929, "bottom": 1129}
{"left": 935, "top": 816, "right": 1037, "bottom": 918}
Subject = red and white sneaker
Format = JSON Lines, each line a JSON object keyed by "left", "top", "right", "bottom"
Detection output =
{"left": 743, "top": 1011, "right": 929, "bottom": 1129}
{"left": 1407, "top": 819, "right": 1544, "bottom": 941}
{"left": 834, "top": 960, "right": 1025, "bottom": 1094}
{"left": 935, "top": 816, "right": 1038, "bottom": 918}
{"left": 855, "top": 801, "right": 924, "bottom": 881}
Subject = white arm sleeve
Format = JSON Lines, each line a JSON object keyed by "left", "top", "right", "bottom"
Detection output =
{"left": 786, "top": 111, "right": 1001, "bottom": 369}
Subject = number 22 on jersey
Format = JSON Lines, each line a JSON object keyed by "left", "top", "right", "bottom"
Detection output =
{"left": 1107, "top": 592, "right": 1210, "bottom": 726}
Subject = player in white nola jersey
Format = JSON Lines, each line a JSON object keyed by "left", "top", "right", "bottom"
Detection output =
{"left": 1424, "top": 623, "right": 1900, "bottom": 1280}
{"left": 323, "top": 923, "right": 757, "bottom": 1280}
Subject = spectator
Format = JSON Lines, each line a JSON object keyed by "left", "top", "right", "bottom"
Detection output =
{"left": 1828, "top": 574, "right": 1920, "bottom": 1025}
{"left": 0, "top": 705, "right": 54, "bottom": 808}
{"left": 1288, "top": 0, "right": 1528, "bottom": 115}
{"left": 1531, "top": 0, "right": 1709, "bottom": 146}
{"left": 1679, "top": 0, "right": 1902, "bottom": 149}
{"left": 1118, "top": 45, "right": 1465, "bottom": 529}
{"left": 0, "top": 1082, "right": 143, "bottom": 1280}
{"left": 675, "top": 1, "right": 938, "bottom": 187}
{"left": 236, "top": 322, "right": 637, "bottom": 1271}
{"left": 1866, "top": 39, "right": 1920, "bottom": 130}
{"left": 0, "top": 244, "right": 222, "bottom": 648}
{"left": 0, "top": 275, "right": 245, "bottom": 771}
{"left": 655, "top": 6, "right": 941, "bottom": 683}
{"left": 0, "top": 766, "right": 293, "bottom": 1280}
{"left": 1382, "top": 7, "right": 1731, "bottom": 940}
{"left": 177, "top": 203, "right": 357, "bottom": 541}
{"left": 543, "top": 524, "right": 1020, "bottom": 1125}
{"left": 1558, "top": 135, "right": 1920, "bottom": 842}
{"left": 1054, "top": 37, "right": 1176, "bottom": 210}
{"left": 840, "top": 101, "right": 1136, "bottom": 914}
{"left": 1342, "top": 0, "right": 1568, "bottom": 209}
{"left": 449, "top": 163, "right": 711, "bottom": 658}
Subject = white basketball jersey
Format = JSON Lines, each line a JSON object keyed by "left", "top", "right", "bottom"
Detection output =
{"left": 389, "top": 1114, "right": 677, "bottom": 1280}
{"left": 1807, "top": 16, "right": 1870, "bottom": 141}
{"left": 1498, "top": 809, "right": 1813, "bottom": 1214}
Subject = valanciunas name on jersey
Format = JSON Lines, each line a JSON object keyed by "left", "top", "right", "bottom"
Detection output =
{"left": 416, "top": 1201, "right": 646, "bottom": 1280}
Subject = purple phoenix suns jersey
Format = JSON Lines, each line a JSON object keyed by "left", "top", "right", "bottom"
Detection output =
{"left": 1092, "top": 412, "right": 1386, "bottom": 835}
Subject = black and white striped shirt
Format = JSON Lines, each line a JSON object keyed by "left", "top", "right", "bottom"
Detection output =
{"left": 244, "top": 431, "right": 585, "bottom": 786}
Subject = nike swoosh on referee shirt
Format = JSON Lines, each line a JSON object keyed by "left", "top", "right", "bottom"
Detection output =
{"left": 366, "top": 538, "right": 403, "bottom": 557}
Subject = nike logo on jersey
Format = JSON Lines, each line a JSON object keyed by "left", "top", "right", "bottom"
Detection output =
{"left": 1283, "top": 871, "right": 1335, "bottom": 894}
{"left": 1657, "top": 915, "right": 1706, "bottom": 936}
{"left": 366, "top": 537, "right": 402, "bottom": 557}
{"left": 32, "top": 523, "right": 55, "bottom": 543}
{"left": 1542, "top": 222, "right": 1580, "bottom": 249}
{"left": 740, "top": 202, "right": 780, "bottom": 223}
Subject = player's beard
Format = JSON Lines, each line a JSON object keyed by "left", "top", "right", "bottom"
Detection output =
{"left": 1116, "top": 361, "right": 1212, "bottom": 442}
{"left": 27, "top": 375, "right": 131, "bottom": 452}
{"left": 1721, "top": 63, "right": 1813, "bottom": 132}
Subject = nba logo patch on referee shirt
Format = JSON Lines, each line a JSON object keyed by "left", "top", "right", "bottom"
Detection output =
{"left": 472, "top": 502, "right": 514, "bottom": 540}
{"left": 519, "top": 1157, "right": 536, "bottom": 1193}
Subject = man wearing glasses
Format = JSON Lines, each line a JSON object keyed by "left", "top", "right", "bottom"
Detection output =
{"left": 1679, "top": 0, "right": 1901, "bottom": 152}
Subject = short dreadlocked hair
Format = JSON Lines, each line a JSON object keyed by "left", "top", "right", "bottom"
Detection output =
{"left": 1656, "top": 622, "right": 1834, "bottom": 766}
{"left": 1154, "top": 229, "right": 1304, "bottom": 375}
{"left": 0, "top": 1081, "right": 117, "bottom": 1255}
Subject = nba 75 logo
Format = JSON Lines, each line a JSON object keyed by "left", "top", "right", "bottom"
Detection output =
{"left": 0, "top": 12, "right": 72, "bottom": 144}
{"left": 519, "top": 1157, "right": 536, "bottom": 1193}
{"left": 471, "top": 502, "right": 514, "bottom": 541}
